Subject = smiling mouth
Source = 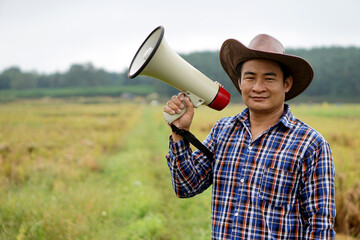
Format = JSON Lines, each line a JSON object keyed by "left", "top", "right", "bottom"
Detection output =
{"left": 250, "top": 96, "right": 269, "bottom": 101}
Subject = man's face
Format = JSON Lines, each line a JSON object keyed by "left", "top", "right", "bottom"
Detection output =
{"left": 238, "top": 59, "right": 293, "bottom": 114}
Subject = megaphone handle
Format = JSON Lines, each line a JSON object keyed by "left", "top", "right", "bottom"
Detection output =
{"left": 163, "top": 91, "right": 205, "bottom": 124}
{"left": 163, "top": 105, "right": 187, "bottom": 124}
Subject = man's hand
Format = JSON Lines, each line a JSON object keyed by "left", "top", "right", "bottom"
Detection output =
{"left": 164, "top": 93, "right": 194, "bottom": 142}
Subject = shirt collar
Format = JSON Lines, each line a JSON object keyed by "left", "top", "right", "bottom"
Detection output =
{"left": 233, "top": 104, "right": 297, "bottom": 130}
{"left": 279, "top": 104, "right": 297, "bottom": 129}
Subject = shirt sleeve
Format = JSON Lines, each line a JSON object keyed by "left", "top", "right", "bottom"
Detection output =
{"left": 166, "top": 133, "right": 214, "bottom": 198}
{"left": 300, "top": 139, "right": 336, "bottom": 239}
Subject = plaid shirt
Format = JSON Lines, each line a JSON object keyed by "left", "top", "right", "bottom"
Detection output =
{"left": 166, "top": 105, "right": 335, "bottom": 239}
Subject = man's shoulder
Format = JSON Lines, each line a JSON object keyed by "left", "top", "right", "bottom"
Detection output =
{"left": 284, "top": 106, "right": 325, "bottom": 142}
{"left": 289, "top": 116, "right": 328, "bottom": 147}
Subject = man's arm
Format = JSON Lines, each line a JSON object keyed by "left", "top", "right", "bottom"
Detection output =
{"left": 166, "top": 136, "right": 213, "bottom": 198}
{"left": 164, "top": 92, "right": 213, "bottom": 198}
{"left": 300, "top": 140, "right": 336, "bottom": 239}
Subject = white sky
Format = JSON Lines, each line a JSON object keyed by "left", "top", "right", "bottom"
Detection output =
{"left": 0, "top": 0, "right": 359, "bottom": 74}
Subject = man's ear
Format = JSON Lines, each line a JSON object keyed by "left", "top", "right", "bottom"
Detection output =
{"left": 238, "top": 78, "right": 242, "bottom": 91}
{"left": 284, "top": 76, "right": 293, "bottom": 93}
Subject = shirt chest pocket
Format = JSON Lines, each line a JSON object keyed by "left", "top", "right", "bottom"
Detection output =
{"left": 259, "top": 167, "right": 297, "bottom": 207}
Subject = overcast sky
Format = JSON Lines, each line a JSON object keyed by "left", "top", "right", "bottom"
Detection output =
{"left": 0, "top": 0, "right": 359, "bottom": 74}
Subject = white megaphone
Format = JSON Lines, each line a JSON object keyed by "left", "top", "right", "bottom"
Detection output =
{"left": 128, "top": 26, "right": 231, "bottom": 124}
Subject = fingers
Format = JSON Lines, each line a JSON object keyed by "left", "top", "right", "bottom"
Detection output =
{"left": 164, "top": 93, "right": 185, "bottom": 114}
{"left": 163, "top": 92, "right": 194, "bottom": 131}
{"left": 171, "top": 94, "right": 185, "bottom": 109}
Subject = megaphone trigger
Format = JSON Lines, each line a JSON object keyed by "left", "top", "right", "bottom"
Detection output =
{"left": 184, "top": 91, "right": 205, "bottom": 108}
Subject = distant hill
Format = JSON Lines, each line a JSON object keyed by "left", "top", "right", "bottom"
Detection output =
{"left": 1, "top": 47, "right": 359, "bottom": 102}
{"left": 180, "top": 47, "right": 360, "bottom": 103}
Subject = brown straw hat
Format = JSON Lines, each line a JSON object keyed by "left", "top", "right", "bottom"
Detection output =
{"left": 220, "top": 34, "right": 314, "bottom": 101}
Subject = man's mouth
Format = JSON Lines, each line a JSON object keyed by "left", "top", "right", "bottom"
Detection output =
{"left": 250, "top": 96, "right": 269, "bottom": 101}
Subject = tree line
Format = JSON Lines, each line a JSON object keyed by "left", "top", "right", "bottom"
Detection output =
{"left": 0, "top": 47, "right": 359, "bottom": 102}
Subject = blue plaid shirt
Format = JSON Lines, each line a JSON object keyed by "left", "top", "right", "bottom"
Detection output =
{"left": 166, "top": 105, "right": 335, "bottom": 239}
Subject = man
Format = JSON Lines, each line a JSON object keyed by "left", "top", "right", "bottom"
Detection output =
{"left": 164, "top": 34, "right": 336, "bottom": 239}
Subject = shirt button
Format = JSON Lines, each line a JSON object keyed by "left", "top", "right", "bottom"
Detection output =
{"left": 234, "top": 213, "right": 239, "bottom": 217}
{"left": 248, "top": 146, "right": 252, "bottom": 150}
{"left": 240, "top": 179, "right": 244, "bottom": 183}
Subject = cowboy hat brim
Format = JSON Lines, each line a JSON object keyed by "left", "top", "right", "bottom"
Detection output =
{"left": 220, "top": 39, "right": 314, "bottom": 101}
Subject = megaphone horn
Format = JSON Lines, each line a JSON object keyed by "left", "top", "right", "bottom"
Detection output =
{"left": 128, "top": 26, "right": 231, "bottom": 124}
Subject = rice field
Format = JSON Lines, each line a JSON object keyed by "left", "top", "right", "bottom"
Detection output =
{"left": 0, "top": 99, "right": 359, "bottom": 239}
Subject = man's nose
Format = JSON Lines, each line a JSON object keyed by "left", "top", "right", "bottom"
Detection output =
{"left": 252, "top": 79, "right": 266, "bottom": 92}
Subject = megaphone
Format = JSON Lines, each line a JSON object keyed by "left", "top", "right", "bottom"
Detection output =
{"left": 128, "top": 26, "right": 231, "bottom": 124}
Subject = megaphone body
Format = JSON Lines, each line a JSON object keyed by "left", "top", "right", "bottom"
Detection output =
{"left": 128, "top": 26, "right": 231, "bottom": 124}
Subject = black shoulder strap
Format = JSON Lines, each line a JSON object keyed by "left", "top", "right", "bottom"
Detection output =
{"left": 170, "top": 124, "right": 214, "bottom": 161}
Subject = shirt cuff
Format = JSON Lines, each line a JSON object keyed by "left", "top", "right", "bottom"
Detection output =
{"left": 169, "top": 135, "right": 190, "bottom": 156}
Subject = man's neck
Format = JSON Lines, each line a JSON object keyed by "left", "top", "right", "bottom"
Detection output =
{"left": 248, "top": 105, "right": 285, "bottom": 140}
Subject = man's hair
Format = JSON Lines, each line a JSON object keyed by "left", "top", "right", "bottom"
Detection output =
{"left": 236, "top": 60, "right": 291, "bottom": 82}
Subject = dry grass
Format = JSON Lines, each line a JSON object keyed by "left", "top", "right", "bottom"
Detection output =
{"left": 0, "top": 99, "right": 140, "bottom": 186}
{"left": 0, "top": 100, "right": 359, "bottom": 239}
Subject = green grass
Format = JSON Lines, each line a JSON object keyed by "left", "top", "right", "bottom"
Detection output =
{"left": 0, "top": 85, "right": 155, "bottom": 102}
{"left": 291, "top": 103, "right": 360, "bottom": 118}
